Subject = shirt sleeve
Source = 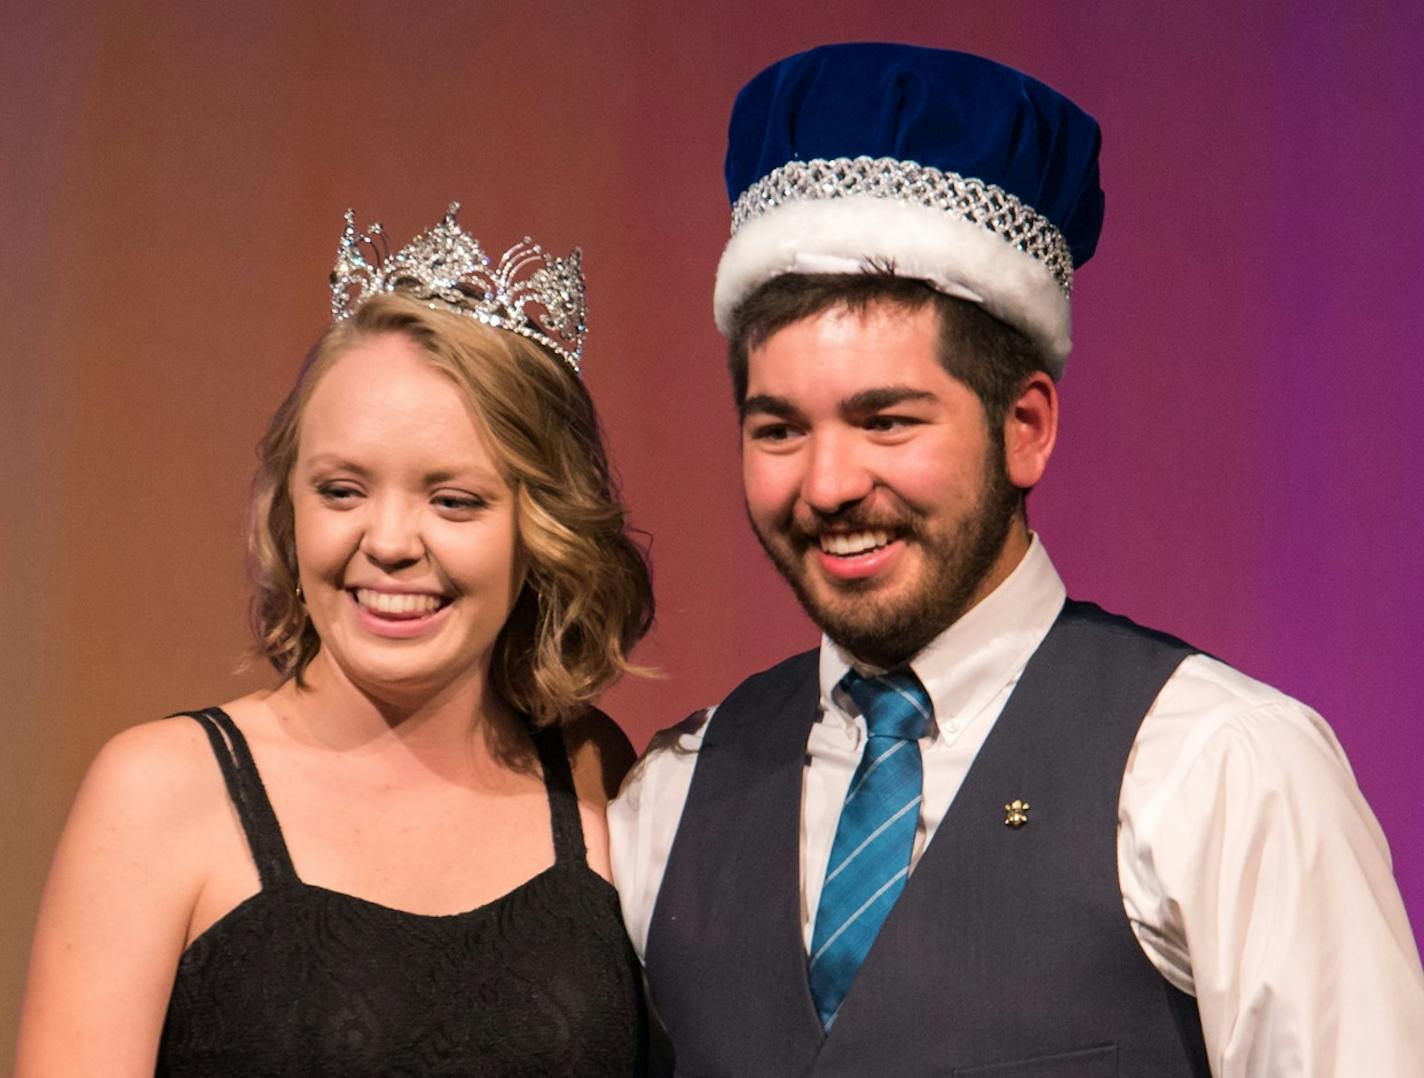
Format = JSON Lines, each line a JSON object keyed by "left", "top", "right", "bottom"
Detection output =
{"left": 1120, "top": 656, "right": 1424, "bottom": 1077}
{"left": 607, "top": 709, "right": 711, "bottom": 962}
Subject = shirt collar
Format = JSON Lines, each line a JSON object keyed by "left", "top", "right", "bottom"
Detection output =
{"left": 819, "top": 534, "right": 1067, "bottom": 737}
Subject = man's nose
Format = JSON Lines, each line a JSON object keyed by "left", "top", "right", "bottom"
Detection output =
{"left": 800, "top": 431, "right": 873, "bottom": 515}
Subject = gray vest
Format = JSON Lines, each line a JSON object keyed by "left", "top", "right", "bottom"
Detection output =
{"left": 645, "top": 600, "right": 1210, "bottom": 1077}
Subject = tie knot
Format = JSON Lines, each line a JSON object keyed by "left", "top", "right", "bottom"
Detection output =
{"left": 838, "top": 668, "right": 932, "bottom": 741}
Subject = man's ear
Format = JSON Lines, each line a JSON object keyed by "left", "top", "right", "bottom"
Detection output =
{"left": 1003, "top": 371, "right": 1058, "bottom": 489}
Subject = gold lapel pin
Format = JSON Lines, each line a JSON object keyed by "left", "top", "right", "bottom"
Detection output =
{"left": 1003, "top": 799, "right": 1031, "bottom": 828}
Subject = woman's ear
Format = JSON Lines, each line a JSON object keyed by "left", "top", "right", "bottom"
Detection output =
{"left": 1003, "top": 371, "right": 1058, "bottom": 489}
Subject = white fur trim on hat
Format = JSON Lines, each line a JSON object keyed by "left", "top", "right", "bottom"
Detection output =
{"left": 713, "top": 194, "right": 1072, "bottom": 376}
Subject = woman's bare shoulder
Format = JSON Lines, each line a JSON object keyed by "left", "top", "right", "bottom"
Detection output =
{"left": 561, "top": 708, "right": 637, "bottom": 805}
{"left": 81, "top": 713, "right": 224, "bottom": 814}
{"left": 49, "top": 714, "right": 235, "bottom": 912}
{"left": 15, "top": 714, "right": 234, "bottom": 1073}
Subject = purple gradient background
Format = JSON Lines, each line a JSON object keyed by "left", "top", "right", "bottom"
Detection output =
{"left": 2, "top": 0, "right": 1420, "bottom": 1061}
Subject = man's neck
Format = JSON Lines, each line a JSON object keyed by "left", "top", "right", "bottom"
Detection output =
{"left": 959, "top": 520, "right": 1033, "bottom": 623}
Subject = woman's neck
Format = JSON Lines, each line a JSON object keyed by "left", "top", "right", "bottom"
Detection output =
{"left": 263, "top": 652, "right": 528, "bottom": 783}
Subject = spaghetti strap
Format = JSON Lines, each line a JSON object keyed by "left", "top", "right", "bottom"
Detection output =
{"left": 527, "top": 720, "right": 587, "bottom": 864}
{"left": 179, "top": 707, "right": 297, "bottom": 890}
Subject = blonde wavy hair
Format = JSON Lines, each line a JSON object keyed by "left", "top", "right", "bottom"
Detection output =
{"left": 248, "top": 293, "right": 654, "bottom": 726}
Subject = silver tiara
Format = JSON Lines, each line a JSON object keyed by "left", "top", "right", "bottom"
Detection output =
{"left": 330, "top": 202, "right": 587, "bottom": 374}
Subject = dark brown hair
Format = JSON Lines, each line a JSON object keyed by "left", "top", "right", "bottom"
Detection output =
{"left": 727, "top": 273, "right": 1046, "bottom": 427}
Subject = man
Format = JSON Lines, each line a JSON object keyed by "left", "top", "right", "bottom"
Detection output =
{"left": 609, "top": 43, "right": 1424, "bottom": 1076}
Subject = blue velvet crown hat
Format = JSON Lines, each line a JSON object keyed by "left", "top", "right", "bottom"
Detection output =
{"left": 716, "top": 43, "right": 1104, "bottom": 375}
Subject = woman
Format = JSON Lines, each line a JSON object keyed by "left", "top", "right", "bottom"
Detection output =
{"left": 17, "top": 204, "right": 654, "bottom": 1075}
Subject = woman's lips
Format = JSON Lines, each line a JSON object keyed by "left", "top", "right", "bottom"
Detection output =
{"left": 352, "top": 587, "right": 445, "bottom": 619}
{"left": 347, "top": 589, "right": 452, "bottom": 638}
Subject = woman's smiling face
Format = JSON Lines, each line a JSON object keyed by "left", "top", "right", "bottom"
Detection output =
{"left": 290, "top": 332, "right": 524, "bottom": 703}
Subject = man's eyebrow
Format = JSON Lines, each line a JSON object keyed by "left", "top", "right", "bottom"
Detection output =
{"left": 740, "top": 394, "right": 799, "bottom": 422}
{"left": 842, "top": 386, "right": 938, "bottom": 414}
{"left": 740, "top": 387, "right": 938, "bottom": 423}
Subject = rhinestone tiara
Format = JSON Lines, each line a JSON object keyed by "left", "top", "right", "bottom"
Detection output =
{"left": 330, "top": 202, "right": 587, "bottom": 374}
{"left": 731, "top": 156, "right": 1074, "bottom": 295}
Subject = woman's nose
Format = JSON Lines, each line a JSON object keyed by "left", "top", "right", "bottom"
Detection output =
{"left": 359, "top": 498, "right": 425, "bottom": 569}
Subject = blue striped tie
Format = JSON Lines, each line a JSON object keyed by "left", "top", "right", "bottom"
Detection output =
{"left": 809, "top": 668, "right": 932, "bottom": 1028}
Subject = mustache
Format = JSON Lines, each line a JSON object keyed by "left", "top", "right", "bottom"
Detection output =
{"left": 786, "top": 507, "right": 923, "bottom": 545}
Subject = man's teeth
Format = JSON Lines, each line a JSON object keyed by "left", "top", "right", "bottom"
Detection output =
{"left": 820, "top": 529, "right": 891, "bottom": 556}
{"left": 354, "top": 589, "right": 443, "bottom": 615}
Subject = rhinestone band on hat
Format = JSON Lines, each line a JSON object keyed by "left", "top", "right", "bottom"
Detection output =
{"left": 730, "top": 157, "right": 1074, "bottom": 296}
{"left": 330, "top": 202, "right": 587, "bottom": 374}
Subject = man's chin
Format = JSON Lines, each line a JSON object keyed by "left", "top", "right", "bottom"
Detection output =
{"left": 796, "top": 581, "right": 919, "bottom": 654}
{"left": 803, "top": 569, "right": 897, "bottom": 608}
{"left": 760, "top": 534, "right": 927, "bottom": 655}
{"left": 787, "top": 554, "right": 980, "bottom": 667}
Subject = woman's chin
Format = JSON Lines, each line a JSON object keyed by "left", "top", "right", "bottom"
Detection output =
{"left": 320, "top": 651, "right": 492, "bottom": 715}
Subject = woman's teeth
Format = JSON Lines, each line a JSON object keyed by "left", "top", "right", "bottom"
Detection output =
{"left": 819, "top": 529, "right": 891, "bottom": 556}
{"left": 354, "top": 589, "right": 443, "bottom": 616}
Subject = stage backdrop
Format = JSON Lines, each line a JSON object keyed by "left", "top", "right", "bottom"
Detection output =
{"left": 3, "top": 0, "right": 1420, "bottom": 1060}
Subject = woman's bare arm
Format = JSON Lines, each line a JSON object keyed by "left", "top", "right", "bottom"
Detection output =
{"left": 15, "top": 719, "right": 215, "bottom": 1077}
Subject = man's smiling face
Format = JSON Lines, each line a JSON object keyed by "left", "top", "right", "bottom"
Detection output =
{"left": 739, "top": 300, "right": 1026, "bottom": 668}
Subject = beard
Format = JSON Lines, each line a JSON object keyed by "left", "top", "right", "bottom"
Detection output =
{"left": 750, "top": 448, "right": 1021, "bottom": 670}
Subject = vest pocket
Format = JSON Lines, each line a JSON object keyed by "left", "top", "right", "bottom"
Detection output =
{"left": 952, "top": 1042, "right": 1117, "bottom": 1077}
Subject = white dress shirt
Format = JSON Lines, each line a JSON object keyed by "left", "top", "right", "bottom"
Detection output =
{"left": 609, "top": 538, "right": 1424, "bottom": 1077}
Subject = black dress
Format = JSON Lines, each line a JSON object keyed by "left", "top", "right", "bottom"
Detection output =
{"left": 156, "top": 708, "right": 645, "bottom": 1077}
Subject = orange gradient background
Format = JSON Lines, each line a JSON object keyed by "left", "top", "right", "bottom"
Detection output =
{"left": 4, "top": 0, "right": 1422, "bottom": 1060}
